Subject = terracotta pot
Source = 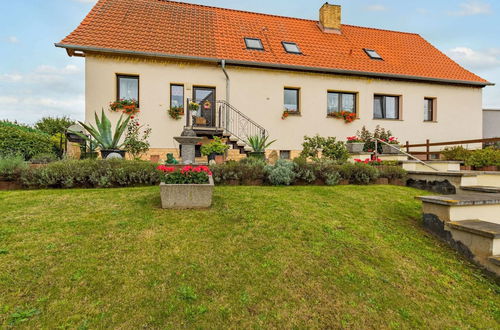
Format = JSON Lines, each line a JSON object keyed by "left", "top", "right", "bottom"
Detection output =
{"left": 214, "top": 155, "right": 225, "bottom": 165}
{"left": 0, "top": 180, "right": 22, "bottom": 190}
{"left": 375, "top": 178, "right": 389, "bottom": 185}
{"left": 389, "top": 178, "right": 406, "bottom": 186}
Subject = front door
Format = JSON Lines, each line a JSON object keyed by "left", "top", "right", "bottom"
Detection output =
{"left": 193, "top": 87, "right": 216, "bottom": 127}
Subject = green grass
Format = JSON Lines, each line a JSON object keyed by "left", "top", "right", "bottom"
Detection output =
{"left": 0, "top": 186, "right": 499, "bottom": 328}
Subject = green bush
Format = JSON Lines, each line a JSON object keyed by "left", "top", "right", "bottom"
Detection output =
{"left": 377, "top": 165, "right": 407, "bottom": 180}
{"left": 300, "top": 135, "right": 349, "bottom": 163}
{"left": 30, "top": 153, "right": 59, "bottom": 164}
{"left": 210, "top": 161, "right": 242, "bottom": 184}
{"left": 441, "top": 146, "right": 471, "bottom": 162}
{"left": 324, "top": 172, "right": 341, "bottom": 186}
{"left": 201, "top": 137, "right": 229, "bottom": 156}
{"left": 0, "top": 122, "right": 53, "bottom": 160}
{"left": 0, "top": 155, "right": 28, "bottom": 181}
{"left": 20, "top": 159, "right": 161, "bottom": 189}
{"left": 466, "top": 147, "right": 500, "bottom": 168}
{"left": 339, "top": 163, "right": 379, "bottom": 185}
{"left": 265, "top": 159, "right": 296, "bottom": 186}
{"left": 293, "top": 158, "right": 317, "bottom": 183}
{"left": 238, "top": 157, "right": 266, "bottom": 183}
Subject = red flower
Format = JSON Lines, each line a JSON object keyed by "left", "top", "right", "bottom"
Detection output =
{"left": 157, "top": 165, "right": 176, "bottom": 173}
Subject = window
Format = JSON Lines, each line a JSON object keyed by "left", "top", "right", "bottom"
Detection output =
{"left": 117, "top": 75, "right": 139, "bottom": 105}
{"left": 373, "top": 95, "right": 400, "bottom": 119}
{"left": 170, "top": 84, "right": 184, "bottom": 111}
{"left": 280, "top": 150, "right": 291, "bottom": 160}
{"left": 284, "top": 88, "right": 300, "bottom": 113}
{"left": 364, "top": 48, "right": 383, "bottom": 60}
{"left": 282, "top": 42, "right": 301, "bottom": 54}
{"left": 244, "top": 38, "right": 264, "bottom": 50}
{"left": 424, "top": 98, "right": 435, "bottom": 122}
{"left": 327, "top": 92, "right": 356, "bottom": 114}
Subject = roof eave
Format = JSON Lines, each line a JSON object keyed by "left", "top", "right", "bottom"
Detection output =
{"left": 55, "top": 43, "right": 494, "bottom": 87}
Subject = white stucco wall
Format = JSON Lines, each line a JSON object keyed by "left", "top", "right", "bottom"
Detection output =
{"left": 85, "top": 53, "right": 484, "bottom": 150}
{"left": 483, "top": 109, "right": 500, "bottom": 138}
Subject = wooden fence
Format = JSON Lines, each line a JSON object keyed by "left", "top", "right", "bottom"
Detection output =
{"left": 405, "top": 137, "right": 500, "bottom": 160}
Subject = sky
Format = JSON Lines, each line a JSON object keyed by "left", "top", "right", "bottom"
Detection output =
{"left": 0, "top": 0, "right": 499, "bottom": 124}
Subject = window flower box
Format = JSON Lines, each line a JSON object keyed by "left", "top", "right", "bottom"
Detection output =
{"left": 158, "top": 165, "right": 214, "bottom": 209}
{"left": 346, "top": 136, "right": 364, "bottom": 153}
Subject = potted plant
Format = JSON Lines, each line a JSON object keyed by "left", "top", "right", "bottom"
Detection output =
{"left": 328, "top": 111, "right": 357, "bottom": 123}
{"left": 381, "top": 137, "right": 401, "bottom": 154}
{"left": 157, "top": 165, "right": 214, "bottom": 209}
{"left": 246, "top": 135, "right": 276, "bottom": 160}
{"left": 466, "top": 148, "right": 499, "bottom": 171}
{"left": 168, "top": 106, "right": 184, "bottom": 120}
{"left": 109, "top": 99, "right": 139, "bottom": 116}
{"left": 282, "top": 110, "right": 290, "bottom": 120}
{"left": 201, "top": 137, "right": 229, "bottom": 164}
{"left": 71, "top": 110, "right": 130, "bottom": 159}
{"left": 346, "top": 136, "right": 364, "bottom": 153}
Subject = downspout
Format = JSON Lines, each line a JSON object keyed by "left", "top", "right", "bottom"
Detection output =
{"left": 221, "top": 59, "right": 230, "bottom": 103}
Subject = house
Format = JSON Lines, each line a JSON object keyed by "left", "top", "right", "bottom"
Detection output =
{"left": 483, "top": 109, "right": 500, "bottom": 139}
{"left": 56, "top": 0, "right": 493, "bottom": 160}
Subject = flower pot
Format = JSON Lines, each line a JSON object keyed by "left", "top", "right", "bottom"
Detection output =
{"left": 214, "top": 155, "right": 225, "bottom": 164}
{"left": 346, "top": 143, "right": 365, "bottom": 154}
{"left": 248, "top": 152, "right": 266, "bottom": 160}
{"left": 375, "top": 178, "right": 389, "bottom": 185}
{"left": 160, "top": 175, "right": 214, "bottom": 209}
{"left": 101, "top": 149, "right": 126, "bottom": 159}
{"left": 382, "top": 144, "right": 401, "bottom": 154}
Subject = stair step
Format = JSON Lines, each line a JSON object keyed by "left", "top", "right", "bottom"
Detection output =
{"left": 229, "top": 136, "right": 238, "bottom": 142}
{"left": 418, "top": 193, "right": 500, "bottom": 206}
{"left": 488, "top": 255, "right": 500, "bottom": 266}
{"left": 448, "top": 220, "right": 500, "bottom": 239}
{"left": 461, "top": 186, "right": 500, "bottom": 193}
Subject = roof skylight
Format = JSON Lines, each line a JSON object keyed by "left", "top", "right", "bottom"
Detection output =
{"left": 282, "top": 42, "right": 301, "bottom": 54}
{"left": 244, "top": 38, "right": 264, "bottom": 50}
{"left": 364, "top": 48, "right": 383, "bottom": 60}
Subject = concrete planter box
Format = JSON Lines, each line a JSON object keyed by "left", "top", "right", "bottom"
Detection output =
{"left": 160, "top": 175, "right": 214, "bottom": 209}
{"left": 347, "top": 143, "right": 365, "bottom": 154}
{"left": 382, "top": 144, "right": 401, "bottom": 154}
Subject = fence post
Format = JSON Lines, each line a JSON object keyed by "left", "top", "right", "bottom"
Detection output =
{"left": 426, "top": 139, "right": 430, "bottom": 161}
{"left": 405, "top": 141, "right": 409, "bottom": 153}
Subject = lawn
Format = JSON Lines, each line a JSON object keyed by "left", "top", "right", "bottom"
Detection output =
{"left": 0, "top": 186, "right": 498, "bottom": 328}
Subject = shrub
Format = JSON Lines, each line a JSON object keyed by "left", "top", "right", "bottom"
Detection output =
{"left": 210, "top": 161, "right": 242, "bottom": 184}
{"left": 0, "top": 122, "right": 53, "bottom": 160}
{"left": 357, "top": 125, "right": 393, "bottom": 153}
{"left": 123, "top": 117, "right": 152, "bottom": 160}
{"left": 293, "top": 158, "right": 317, "bottom": 183}
{"left": 0, "top": 155, "right": 28, "bottom": 181}
{"left": 20, "top": 159, "right": 161, "bottom": 189}
{"left": 30, "top": 153, "right": 59, "bottom": 164}
{"left": 238, "top": 157, "right": 266, "bottom": 182}
{"left": 377, "top": 165, "right": 407, "bottom": 180}
{"left": 466, "top": 147, "right": 500, "bottom": 168}
{"left": 324, "top": 172, "right": 341, "bottom": 186}
{"left": 441, "top": 146, "right": 471, "bottom": 162}
{"left": 300, "top": 135, "right": 349, "bottom": 163}
{"left": 265, "top": 159, "right": 296, "bottom": 186}
{"left": 339, "top": 163, "right": 379, "bottom": 185}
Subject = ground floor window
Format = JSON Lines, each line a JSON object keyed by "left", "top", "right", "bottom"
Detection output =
{"left": 284, "top": 88, "right": 300, "bottom": 113}
{"left": 327, "top": 91, "right": 356, "bottom": 114}
{"left": 374, "top": 95, "right": 400, "bottom": 119}
{"left": 170, "top": 84, "right": 184, "bottom": 112}
{"left": 280, "top": 150, "right": 291, "bottom": 159}
{"left": 424, "top": 98, "right": 435, "bottom": 122}
{"left": 117, "top": 75, "right": 139, "bottom": 105}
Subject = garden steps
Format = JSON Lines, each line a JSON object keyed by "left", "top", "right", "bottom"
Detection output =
{"left": 460, "top": 186, "right": 500, "bottom": 193}
{"left": 401, "top": 160, "right": 461, "bottom": 172}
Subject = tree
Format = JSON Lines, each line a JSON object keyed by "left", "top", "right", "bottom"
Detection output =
{"left": 34, "top": 116, "right": 75, "bottom": 158}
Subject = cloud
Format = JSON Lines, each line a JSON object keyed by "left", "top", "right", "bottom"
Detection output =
{"left": 364, "top": 4, "right": 387, "bottom": 12}
{"left": 448, "top": 1, "right": 492, "bottom": 16}
{"left": 447, "top": 47, "right": 500, "bottom": 71}
{"left": 6, "top": 36, "right": 19, "bottom": 44}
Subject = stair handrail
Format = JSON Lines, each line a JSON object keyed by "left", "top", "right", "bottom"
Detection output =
{"left": 216, "top": 100, "right": 268, "bottom": 142}
{"left": 373, "top": 138, "right": 439, "bottom": 172}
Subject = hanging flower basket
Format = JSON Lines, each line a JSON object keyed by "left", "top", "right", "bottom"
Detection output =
{"left": 110, "top": 99, "right": 140, "bottom": 116}
{"left": 328, "top": 111, "right": 357, "bottom": 123}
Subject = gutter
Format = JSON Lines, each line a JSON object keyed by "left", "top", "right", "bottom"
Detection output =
{"left": 221, "top": 59, "right": 230, "bottom": 103}
{"left": 54, "top": 43, "right": 495, "bottom": 87}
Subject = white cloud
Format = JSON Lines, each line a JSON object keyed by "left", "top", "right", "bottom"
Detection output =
{"left": 448, "top": 1, "right": 492, "bottom": 16}
{"left": 447, "top": 47, "right": 500, "bottom": 71}
{"left": 6, "top": 36, "right": 19, "bottom": 44}
{"left": 364, "top": 4, "right": 387, "bottom": 12}
{"left": 0, "top": 73, "right": 23, "bottom": 82}
{"left": 0, "top": 96, "right": 19, "bottom": 105}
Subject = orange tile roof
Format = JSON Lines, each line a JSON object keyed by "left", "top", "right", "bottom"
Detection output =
{"left": 57, "top": 0, "right": 491, "bottom": 86}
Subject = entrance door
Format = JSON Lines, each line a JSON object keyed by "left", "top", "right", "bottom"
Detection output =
{"left": 193, "top": 87, "right": 216, "bottom": 127}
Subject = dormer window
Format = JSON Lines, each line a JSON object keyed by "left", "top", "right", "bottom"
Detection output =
{"left": 282, "top": 42, "right": 302, "bottom": 54}
{"left": 364, "top": 48, "right": 383, "bottom": 60}
{"left": 244, "top": 38, "right": 264, "bottom": 50}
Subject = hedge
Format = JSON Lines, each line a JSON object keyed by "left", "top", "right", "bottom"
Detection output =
{"left": 0, "top": 121, "right": 53, "bottom": 160}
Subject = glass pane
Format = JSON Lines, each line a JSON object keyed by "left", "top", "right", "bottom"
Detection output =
{"left": 284, "top": 42, "right": 301, "bottom": 54}
{"left": 385, "top": 96, "right": 398, "bottom": 119}
{"left": 245, "top": 38, "right": 263, "bottom": 49}
{"left": 171, "top": 85, "right": 184, "bottom": 108}
{"left": 327, "top": 92, "right": 339, "bottom": 113}
{"left": 284, "top": 89, "right": 298, "bottom": 112}
{"left": 373, "top": 96, "right": 383, "bottom": 118}
{"left": 341, "top": 94, "right": 355, "bottom": 113}
{"left": 119, "top": 77, "right": 138, "bottom": 101}
{"left": 424, "top": 99, "right": 433, "bottom": 121}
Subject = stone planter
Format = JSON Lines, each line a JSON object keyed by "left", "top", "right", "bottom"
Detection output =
{"left": 382, "top": 144, "right": 401, "bottom": 154}
{"left": 346, "top": 143, "right": 365, "bottom": 154}
{"left": 101, "top": 149, "right": 126, "bottom": 159}
{"left": 160, "top": 175, "right": 214, "bottom": 209}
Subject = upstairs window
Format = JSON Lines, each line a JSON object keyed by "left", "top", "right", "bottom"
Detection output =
{"left": 170, "top": 84, "right": 184, "bottom": 112}
{"left": 364, "top": 48, "right": 383, "bottom": 60}
{"left": 424, "top": 98, "right": 436, "bottom": 122}
{"left": 282, "top": 42, "right": 301, "bottom": 54}
{"left": 284, "top": 88, "right": 300, "bottom": 113}
{"left": 244, "top": 38, "right": 264, "bottom": 50}
{"left": 117, "top": 75, "right": 139, "bottom": 105}
{"left": 374, "top": 95, "right": 400, "bottom": 120}
{"left": 327, "top": 91, "right": 356, "bottom": 114}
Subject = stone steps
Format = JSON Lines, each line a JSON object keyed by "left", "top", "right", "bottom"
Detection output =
{"left": 460, "top": 186, "right": 500, "bottom": 193}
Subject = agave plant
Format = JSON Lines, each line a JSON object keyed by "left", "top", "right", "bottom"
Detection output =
{"left": 246, "top": 134, "right": 276, "bottom": 153}
{"left": 71, "top": 110, "right": 130, "bottom": 151}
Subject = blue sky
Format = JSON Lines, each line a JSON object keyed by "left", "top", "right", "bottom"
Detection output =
{"left": 1, "top": 0, "right": 499, "bottom": 124}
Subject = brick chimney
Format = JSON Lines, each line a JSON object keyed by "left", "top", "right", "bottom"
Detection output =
{"left": 319, "top": 2, "right": 341, "bottom": 34}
